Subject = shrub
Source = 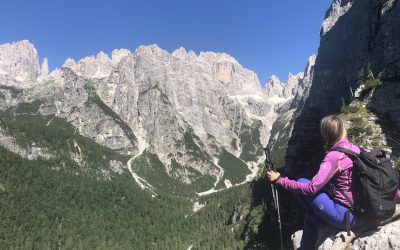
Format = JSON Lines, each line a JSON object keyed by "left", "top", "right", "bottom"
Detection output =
{"left": 395, "top": 159, "right": 400, "bottom": 171}
{"left": 361, "top": 78, "right": 381, "bottom": 95}
{"left": 341, "top": 105, "right": 361, "bottom": 115}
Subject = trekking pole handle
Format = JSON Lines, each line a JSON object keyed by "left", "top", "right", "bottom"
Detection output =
{"left": 264, "top": 145, "right": 276, "bottom": 172}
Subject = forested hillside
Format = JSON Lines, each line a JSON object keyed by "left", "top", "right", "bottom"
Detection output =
{"left": 0, "top": 101, "right": 254, "bottom": 249}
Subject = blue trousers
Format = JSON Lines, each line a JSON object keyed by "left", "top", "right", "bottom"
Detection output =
{"left": 296, "top": 178, "right": 365, "bottom": 250}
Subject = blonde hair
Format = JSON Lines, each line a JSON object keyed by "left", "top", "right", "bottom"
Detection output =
{"left": 321, "top": 115, "right": 346, "bottom": 149}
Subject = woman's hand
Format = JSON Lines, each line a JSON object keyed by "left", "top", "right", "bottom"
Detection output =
{"left": 266, "top": 171, "right": 281, "bottom": 182}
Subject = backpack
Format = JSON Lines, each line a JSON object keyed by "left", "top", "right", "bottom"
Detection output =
{"left": 330, "top": 147, "right": 399, "bottom": 235}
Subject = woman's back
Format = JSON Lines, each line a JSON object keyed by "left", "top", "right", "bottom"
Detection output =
{"left": 328, "top": 139, "right": 360, "bottom": 208}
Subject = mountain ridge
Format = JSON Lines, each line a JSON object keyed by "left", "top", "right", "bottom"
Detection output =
{"left": 0, "top": 40, "right": 314, "bottom": 196}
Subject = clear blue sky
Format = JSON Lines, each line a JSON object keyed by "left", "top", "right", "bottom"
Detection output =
{"left": 0, "top": 0, "right": 332, "bottom": 84}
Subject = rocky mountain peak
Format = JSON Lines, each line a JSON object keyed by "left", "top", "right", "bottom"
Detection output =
{"left": 135, "top": 44, "right": 170, "bottom": 59}
{"left": 0, "top": 40, "right": 40, "bottom": 82}
{"left": 38, "top": 58, "right": 49, "bottom": 80}
{"left": 61, "top": 49, "right": 132, "bottom": 79}
{"left": 304, "top": 54, "right": 317, "bottom": 81}
{"left": 320, "top": 0, "right": 353, "bottom": 36}
{"left": 111, "top": 49, "right": 131, "bottom": 66}
{"left": 264, "top": 75, "right": 283, "bottom": 98}
{"left": 198, "top": 51, "right": 239, "bottom": 65}
{"left": 284, "top": 72, "right": 304, "bottom": 97}
{"left": 96, "top": 51, "right": 110, "bottom": 62}
{"left": 264, "top": 72, "right": 305, "bottom": 100}
{"left": 172, "top": 47, "right": 197, "bottom": 61}
{"left": 62, "top": 58, "right": 77, "bottom": 68}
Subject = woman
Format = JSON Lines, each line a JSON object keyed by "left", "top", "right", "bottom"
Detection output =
{"left": 266, "top": 115, "right": 365, "bottom": 249}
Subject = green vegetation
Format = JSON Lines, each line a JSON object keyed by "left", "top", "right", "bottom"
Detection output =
{"left": 395, "top": 159, "right": 400, "bottom": 171}
{"left": 239, "top": 120, "right": 264, "bottom": 162}
{"left": 0, "top": 144, "right": 250, "bottom": 249}
{"left": 268, "top": 110, "right": 295, "bottom": 167}
{"left": 0, "top": 101, "right": 254, "bottom": 249}
{"left": 0, "top": 104, "right": 129, "bottom": 176}
{"left": 356, "top": 66, "right": 382, "bottom": 96}
{"left": 362, "top": 78, "right": 381, "bottom": 94}
{"left": 0, "top": 146, "right": 253, "bottom": 249}
{"left": 182, "top": 130, "right": 211, "bottom": 164}
{"left": 194, "top": 184, "right": 252, "bottom": 249}
{"left": 175, "top": 130, "right": 215, "bottom": 167}
{"left": 218, "top": 149, "right": 251, "bottom": 185}
{"left": 339, "top": 99, "right": 386, "bottom": 148}
{"left": 231, "top": 138, "right": 238, "bottom": 150}
{"left": 170, "top": 159, "right": 215, "bottom": 193}
{"left": 14, "top": 99, "right": 42, "bottom": 114}
{"left": 132, "top": 152, "right": 214, "bottom": 195}
{"left": 341, "top": 103, "right": 364, "bottom": 115}
{"left": 0, "top": 85, "right": 23, "bottom": 97}
{"left": 171, "top": 130, "right": 217, "bottom": 192}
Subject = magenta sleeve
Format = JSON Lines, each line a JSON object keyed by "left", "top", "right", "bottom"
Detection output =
{"left": 275, "top": 152, "right": 340, "bottom": 196}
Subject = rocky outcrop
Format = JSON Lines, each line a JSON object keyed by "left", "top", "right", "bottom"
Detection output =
{"left": 291, "top": 206, "right": 400, "bottom": 250}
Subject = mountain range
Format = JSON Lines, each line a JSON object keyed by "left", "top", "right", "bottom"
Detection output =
{"left": 0, "top": 39, "right": 314, "bottom": 197}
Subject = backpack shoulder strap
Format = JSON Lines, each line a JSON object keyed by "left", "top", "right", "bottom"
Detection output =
{"left": 330, "top": 147, "right": 359, "bottom": 159}
{"left": 329, "top": 147, "right": 359, "bottom": 236}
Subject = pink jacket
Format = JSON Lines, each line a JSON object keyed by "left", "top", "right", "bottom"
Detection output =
{"left": 276, "top": 138, "right": 360, "bottom": 208}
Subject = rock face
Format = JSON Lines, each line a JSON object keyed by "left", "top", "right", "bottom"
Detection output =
{"left": 0, "top": 40, "right": 303, "bottom": 194}
{"left": 292, "top": 218, "right": 400, "bottom": 250}
{"left": 264, "top": 54, "right": 316, "bottom": 112}
{"left": 286, "top": 0, "right": 400, "bottom": 177}
{"left": 264, "top": 55, "right": 316, "bottom": 166}
{"left": 0, "top": 40, "right": 40, "bottom": 82}
{"left": 281, "top": 0, "right": 400, "bottom": 249}
{"left": 264, "top": 73, "right": 303, "bottom": 101}
{"left": 291, "top": 204, "right": 400, "bottom": 250}
{"left": 320, "top": 0, "right": 353, "bottom": 36}
{"left": 351, "top": 220, "right": 400, "bottom": 250}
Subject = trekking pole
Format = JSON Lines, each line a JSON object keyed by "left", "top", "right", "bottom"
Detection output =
{"left": 264, "top": 144, "right": 284, "bottom": 250}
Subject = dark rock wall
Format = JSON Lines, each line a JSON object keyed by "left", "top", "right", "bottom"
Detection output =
{"left": 286, "top": 0, "right": 400, "bottom": 176}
